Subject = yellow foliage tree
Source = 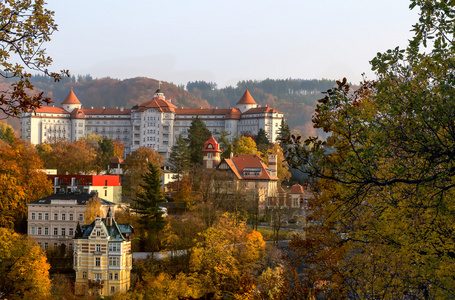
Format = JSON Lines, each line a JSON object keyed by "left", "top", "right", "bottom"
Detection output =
{"left": 84, "top": 196, "right": 103, "bottom": 225}
{"left": 0, "top": 228, "right": 51, "bottom": 299}
{"left": 234, "top": 136, "right": 259, "bottom": 155}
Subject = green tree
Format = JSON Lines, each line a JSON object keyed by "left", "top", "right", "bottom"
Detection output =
{"left": 133, "top": 162, "right": 166, "bottom": 250}
{"left": 276, "top": 119, "right": 291, "bottom": 152}
{"left": 218, "top": 130, "right": 233, "bottom": 158}
{"left": 0, "top": 123, "right": 16, "bottom": 145}
{"left": 169, "top": 134, "right": 190, "bottom": 178}
{"left": 0, "top": 228, "right": 51, "bottom": 299}
{"left": 97, "top": 137, "right": 115, "bottom": 171}
{"left": 187, "top": 116, "right": 211, "bottom": 165}
{"left": 255, "top": 128, "right": 270, "bottom": 154}
{"left": 0, "top": 0, "right": 68, "bottom": 117}
{"left": 284, "top": 1, "right": 455, "bottom": 298}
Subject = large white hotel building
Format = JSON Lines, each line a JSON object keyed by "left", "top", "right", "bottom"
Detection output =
{"left": 20, "top": 88, "right": 284, "bottom": 157}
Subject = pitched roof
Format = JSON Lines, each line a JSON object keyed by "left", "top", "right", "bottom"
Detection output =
{"left": 79, "top": 216, "right": 133, "bottom": 241}
{"left": 81, "top": 108, "right": 131, "bottom": 115}
{"left": 135, "top": 98, "right": 177, "bottom": 113}
{"left": 242, "top": 107, "right": 283, "bottom": 115}
{"left": 203, "top": 135, "right": 221, "bottom": 153}
{"left": 32, "top": 106, "right": 69, "bottom": 114}
{"left": 70, "top": 108, "right": 86, "bottom": 119}
{"left": 290, "top": 184, "right": 305, "bottom": 194}
{"left": 27, "top": 192, "right": 116, "bottom": 206}
{"left": 219, "top": 155, "right": 278, "bottom": 181}
{"left": 236, "top": 88, "right": 257, "bottom": 105}
{"left": 61, "top": 88, "right": 81, "bottom": 105}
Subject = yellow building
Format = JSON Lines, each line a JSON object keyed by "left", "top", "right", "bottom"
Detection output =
{"left": 73, "top": 210, "right": 133, "bottom": 297}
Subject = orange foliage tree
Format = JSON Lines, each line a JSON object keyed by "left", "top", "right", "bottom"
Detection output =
{"left": 0, "top": 139, "right": 52, "bottom": 230}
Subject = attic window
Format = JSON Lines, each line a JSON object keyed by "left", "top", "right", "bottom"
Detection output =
{"left": 243, "top": 168, "right": 262, "bottom": 177}
{"left": 206, "top": 143, "right": 214, "bottom": 149}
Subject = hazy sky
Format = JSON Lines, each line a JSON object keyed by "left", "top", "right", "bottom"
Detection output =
{"left": 44, "top": 0, "right": 419, "bottom": 87}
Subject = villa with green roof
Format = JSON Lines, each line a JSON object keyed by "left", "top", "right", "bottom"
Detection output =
{"left": 73, "top": 209, "right": 133, "bottom": 296}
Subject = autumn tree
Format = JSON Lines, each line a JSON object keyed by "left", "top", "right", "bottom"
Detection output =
{"left": 0, "top": 228, "right": 51, "bottom": 299}
{"left": 0, "top": 122, "right": 16, "bottom": 145}
{"left": 234, "top": 136, "right": 259, "bottom": 155}
{"left": 123, "top": 146, "right": 163, "bottom": 202}
{"left": 37, "top": 140, "right": 98, "bottom": 174}
{"left": 263, "top": 142, "right": 291, "bottom": 184}
{"left": 113, "top": 139, "right": 125, "bottom": 158}
{"left": 187, "top": 116, "right": 211, "bottom": 165}
{"left": 0, "top": 0, "right": 68, "bottom": 117}
{"left": 284, "top": 1, "right": 455, "bottom": 297}
{"left": 0, "top": 139, "right": 52, "bottom": 231}
{"left": 84, "top": 196, "right": 103, "bottom": 225}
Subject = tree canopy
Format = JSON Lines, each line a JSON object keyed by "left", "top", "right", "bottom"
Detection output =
{"left": 284, "top": 1, "right": 455, "bottom": 298}
{"left": 0, "top": 228, "right": 51, "bottom": 299}
{"left": 0, "top": 139, "right": 52, "bottom": 231}
{"left": 0, "top": 0, "right": 68, "bottom": 117}
{"left": 187, "top": 117, "right": 211, "bottom": 165}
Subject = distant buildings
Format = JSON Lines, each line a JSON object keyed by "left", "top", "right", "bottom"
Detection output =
{"left": 20, "top": 88, "right": 284, "bottom": 158}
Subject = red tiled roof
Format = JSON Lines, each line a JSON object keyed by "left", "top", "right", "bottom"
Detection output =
{"left": 242, "top": 107, "right": 283, "bottom": 115}
{"left": 81, "top": 108, "right": 131, "bottom": 115}
{"left": 227, "top": 154, "right": 278, "bottom": 180}
{"left": 203, "top": 135, "right": 221, "bottom": 153}
{"left": 290, "top": 184, "right": 305, "bottom": 194}
{"left": 70, "top": 108, "right": 86, "bottom": 119}
{"left": 236, "top": 88, "right": 257, "bottom": 105}
{"left": 175, "top": 108, "right": 232, "bottom": 115}
{"left": 33, "top": 106, "right": 69, "bottom": 114}
{"left": 61, "top": 88, "right": 81, "bottom": 105}
{"left": 174, "top": 108, "right": 242, "bottom": 120}
{"left": 136, "top": 98, "right": 177, "bottom": 113}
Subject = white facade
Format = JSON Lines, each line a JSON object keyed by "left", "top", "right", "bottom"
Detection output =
{"left": 26, "top": 192, "right": 117, "bottom": 251}
{"left": 21, "top": 88, "right": 284, "bottom": 158}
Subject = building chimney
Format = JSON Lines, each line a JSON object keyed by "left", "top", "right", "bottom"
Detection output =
{"left": 120, "top": 106, "right": 124, "bottom": 112}
{"left": 268, "top": 154, "right": 277, "bottom": 177}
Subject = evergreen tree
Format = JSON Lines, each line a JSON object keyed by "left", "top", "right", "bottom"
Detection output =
{"left": 277, "top": 119, "right": 291, "bottom": 151}
{"left": 187, "top": 116, "right": 211, "bottom": 165}
{"left": 133, "top": 162, "right": 166, "bottom": 231}
{"left": 255, "top": 128, "right": 270, "bottom": 154}
{"left": 170, "top": 134, "right": 190, "bottom": 176}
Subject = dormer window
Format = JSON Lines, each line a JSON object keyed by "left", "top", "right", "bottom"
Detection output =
{"left": 206, "top": 143, "right": 214, "bottom": 150}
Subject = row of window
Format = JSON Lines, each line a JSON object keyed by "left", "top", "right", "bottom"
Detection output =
{"left": 38, "top": 242, "right": 72, "bottom": 250}
{"left": 31, "top": 212, "right": 84, "bottom": 221}
{"left": 81, "top": 271, "right": 120, "bottom": 281}
{"left": 30, "top": 226, "right": 74, "bottom": 236}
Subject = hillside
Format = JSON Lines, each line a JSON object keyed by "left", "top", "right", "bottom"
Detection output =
{"left": 3, "top": 75, "right": 337, "bottom": 138}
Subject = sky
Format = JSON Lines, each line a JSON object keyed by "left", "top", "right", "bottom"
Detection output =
{"left": 44, "top": 0, "right": 419, "bottom": 88}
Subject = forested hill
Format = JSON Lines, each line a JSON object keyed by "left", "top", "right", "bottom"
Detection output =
{"left": 4, "top": 75, "right": 337, "bottom": 138}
